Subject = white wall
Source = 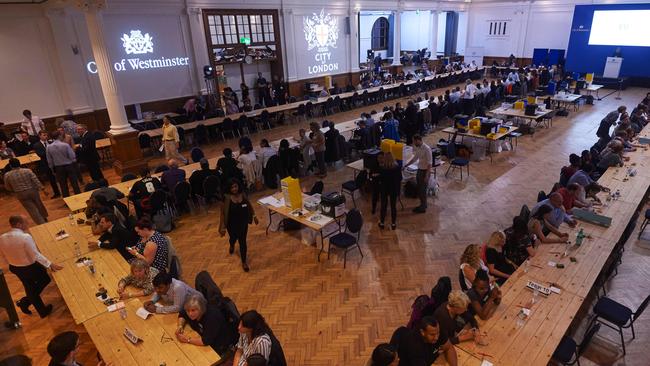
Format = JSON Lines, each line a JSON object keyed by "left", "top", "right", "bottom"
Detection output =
{"left": 436, "top": 11, "right": 447, "bottom": 55}
{"left": 359, "top": 12, "right": 391, "bottom": 64}
{"left": 400, "top": 11, "right": 430, "bottom": 52}
{"left": 0, "top": 7, "right": 66, "bottom": 124}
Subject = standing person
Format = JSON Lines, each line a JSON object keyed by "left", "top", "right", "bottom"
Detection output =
{"left": 55, "top": 117, "right": 78, "bottom": 140}
{"left": 46, "top": 131, "right": 80, "bottom": 197}
{"left": 76, "top": 124, "right": 104, "bottom": 181}
{"left": 378, "top": 152, "right": 402, "bottom": 230}
{"left": 256, "top": 72, "right": 268, "bottom": 107}
{"left": 596, "top": 106, "right": 626, "bottom": 142}
{"left": 298, "top": 129, "right": 313, "bottom": 175}
{"left": 310, "top": 122, "right": 327, "bottom": 178}
{"left": 0, "top": 215, "right": 62, "bottom": 318}
{"left": 219, "top": 179, "right": 258, "bottom": 272}
{"left": 403, "top": 135, "right": 432, "bottom": 213}
{"left": 462, "top": 79, "right": 477, "bottom": 116}
{"left": 3, "top": 159, "right": 48, "bottom": 224}
{"left": 20, "top": 110, "right": 44, "bottom": 142}
{"left": 32, "top": 131, "right": 61, "bottom": 198}
{"left": 161, "top": 116, "right": 188, "bottom": 164}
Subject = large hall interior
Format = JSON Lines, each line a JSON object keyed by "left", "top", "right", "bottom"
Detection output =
{"left": 1, "top": 0, "right": 650, "bottom": 365}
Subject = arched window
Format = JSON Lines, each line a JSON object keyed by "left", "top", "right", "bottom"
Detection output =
{"left": 371, "top": 17, "right": 389, "bottom": 50}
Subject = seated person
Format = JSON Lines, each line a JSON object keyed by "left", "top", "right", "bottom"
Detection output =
{"left": 567, "top": 163, "right": 609, "bottom": 192}
{"left": 127, "top": 217, "right": 169, "bottom": 272}
{"left": 556, "top": 183, "right": 588, "bottom": 213}
{"left": 176, "top": 294, "right": 235, "bottom": 355}
{"left": 116, "top": 258, "right": 159, "bottom": 300}
{"left": 368, "top": 343, "right": 398, "bottom": 366}
{"left": 88, "top": 212, "right": 137, "bottom": 261}
{"left": 459, "top": 244, "right": 489, "bottom": 290}
{"left": 161, "top": 158, "right": 186, "bottom": 192}
{"left": 559, "top": 154, "right": 581, "bottom": 186}
{"left": 258, "top": 139, "right": 277, "bottom": 169}
{"left": 0, "top": 140, "right": 16, "bottom": 159}
{"left": 597, "top": 140, "right": 626, "bottom": 171}
{"left": 485, "top": 231, "right": 516, "bottom": 284}
{"left": 189, "top": 158, "right": 218, "bottom": 198}
{"left": 47, "top": 331, "right": 108, "bottom": 366}
{"left": 129, "top": 167, "right": 163, "bottom": 218}
{"left": 528, "top": 205, "right": 569, "bottom": 244}
{"left": 9, "top": 131, "right": 32, "bottom": 157}
{"left": 433, "top": 291, "right": 480, "bottom": 345}
{"left": 530, "top": 193, "right": 577, "bottom": 237}
{"left": 390, "top": 316, "right": 457, "bottom": 366}
{"left": 217, "top": 148, "right": 244, "bottom": 189}
{"left": 144, "top": 271, "right": 203, "bottom": 314}
{"left": 466, "top": 269, "right": 501, "bottom": 320}
{"left": 504, "top": 216, "right": 538, "bottom": 266}
{"left": 237, "top": 145, "right": 258, "bottom": 187}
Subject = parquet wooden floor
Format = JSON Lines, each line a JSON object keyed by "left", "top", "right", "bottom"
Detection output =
{"left": 1, "top": 84, "right": 649, "bottom": 366}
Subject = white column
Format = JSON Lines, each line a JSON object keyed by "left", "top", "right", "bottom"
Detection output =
{"left": 349, "top": 9, "right": 360, "bottom": 72}
{"left": 429, "top": 11, "right": 438, "bottom": 59}
{"left": 392, "top": 11, "right": 401, "bottom": 66}
{"left": 77, "top": 0, "right": 134, "bottom": 135}
{"left": 283, "top": 8, "right": 298, "bottom": 82}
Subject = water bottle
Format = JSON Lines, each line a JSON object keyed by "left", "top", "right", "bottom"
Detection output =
{"left": 68, "top": 213, "right": 75, "bottom": 226}
{"left": 74, "top": 241, "right": 81, "bottom": 258}
{"left": 575, "top": 228, "right": 585, "bottom": 246}
{"left": 524, "top": 259, "right": 530, "bottom": 273}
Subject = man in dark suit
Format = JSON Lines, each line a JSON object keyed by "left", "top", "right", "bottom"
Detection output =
{"left": 9, "top": 131, "right": 32, "bottom": 157}
{"left": 88, "top": 212, "right": 136, "bottom": 261}
{"left": 32, "top": 130, "right": 61, "bottom": 198}
{"left": 75, "top": 124, "right": 104, "bottom": 181}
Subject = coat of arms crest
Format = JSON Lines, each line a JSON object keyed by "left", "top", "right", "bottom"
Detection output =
{"left": 303, "top": 9, "right": 339, "bottom": 52}
{"left": 121, "top": 30, "right": 154, "bottom": 55}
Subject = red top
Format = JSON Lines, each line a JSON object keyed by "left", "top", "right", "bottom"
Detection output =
{"left": 557, "top": 187, "right": 575, "bottom": 212}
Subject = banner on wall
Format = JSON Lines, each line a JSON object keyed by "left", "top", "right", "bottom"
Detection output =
{"left": 295, "top": 9, "right": 349, "bottom": 79}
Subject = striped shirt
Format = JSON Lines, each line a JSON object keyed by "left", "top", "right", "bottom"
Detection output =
{"left": 3, "top": 168, "right": 42, "bottom": 193}
{"left": 236, "top": 333, "right": 272, "bottom": 366}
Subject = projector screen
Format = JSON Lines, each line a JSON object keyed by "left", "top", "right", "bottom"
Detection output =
{"left": 588, "top": 10, "right": 650, "bottom": 47}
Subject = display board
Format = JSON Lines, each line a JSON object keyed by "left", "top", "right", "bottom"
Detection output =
{"left": 293, "top": 9, "right": 349, "bottom": 80}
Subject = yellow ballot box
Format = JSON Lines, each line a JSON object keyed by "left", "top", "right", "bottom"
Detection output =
{"left": 380, "top": 139, "right": 395, "bottom": 153}
{"left": 281, "top": 177, "right": 302, "bottom": 209}
{"left": 391, "top": 142, "right": 404, "bottom": 160}
{"left": 527, "top": 96, "right": 537, "bottom": 105}
{"left": 514, "top": 101, "right": 525, "bottom": 110}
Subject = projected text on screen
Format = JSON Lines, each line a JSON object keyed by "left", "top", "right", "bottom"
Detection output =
{"left": 588, "top": 10, "right": 650, "bottom": 47}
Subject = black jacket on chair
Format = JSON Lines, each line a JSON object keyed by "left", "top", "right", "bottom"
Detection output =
{"left": 78, "top": 131, "right": 100, "bottom": 163}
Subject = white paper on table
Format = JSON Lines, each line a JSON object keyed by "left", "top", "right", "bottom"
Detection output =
{"left": 481, "top": 360, "right": 494, "bottom": 366}
{"left": 259, "top": 196, "right": 283, "bottom": 208}
{"left": 107, "top": 302, "right": 125, "bottom": 312}
{"left": 547, "top": 261, "right": 557, "bottom": 267}
{"left": 158, "top": 144, "right": 165, "bottom": 152}
{"left": 55, "top": 233, "right": 69, "bottom": 241}
{"left": 550, "top": 286, "right": 561, "bottom": 294}
{"left": 136, "top": 307, "right": 153, "bottom": 320}
{"left": 308, "top": 214, "right": 333, "bottom": 227}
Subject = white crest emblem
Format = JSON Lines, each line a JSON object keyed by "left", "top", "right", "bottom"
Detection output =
{"left": 121, "top": 30, "right": 154, "bottom": 55}
{"left": 303, "top": 9, "right": 339, "bottom": 52}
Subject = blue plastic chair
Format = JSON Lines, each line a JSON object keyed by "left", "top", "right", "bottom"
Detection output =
{"left": 552, "top": 323, "right": 600, "bottom": 365}
{"left": 588, "top": 294, "right": 650, "bottom": 355}
{"left": 444, "top": 142, "right": 470, "bottom": 180}
{"left": 327, "top": 209, "right": 363, "bottom": 268}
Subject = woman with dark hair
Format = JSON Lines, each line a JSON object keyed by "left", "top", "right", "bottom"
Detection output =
{"left": 378, "top": 152, "right": 402, "bottom": 230}
{"left": 127, "top": 217, "right": 169, "bottom": 272}
{"left": 527, "top": 205, "right": 569, "bottom": 244}
{"left": 368, "top": 343, "right": 399, "bottom": 366}
{"left": 504, "top": 216, "right": 538, "bottom": 266}
{"left": 219, "top": 179, "right": 258, "bottom": 272}
{"left": 233, "top": 310, "right": 273, "bottom": 366}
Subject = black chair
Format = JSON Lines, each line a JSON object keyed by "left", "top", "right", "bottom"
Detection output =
{"left": 138, "top": 133, "right": 153, "bottom": 155}
{"left": 308, "top": 181, "right": 324, "bottom": 195}
{"left": 638, "top": 208, "right": 650, "bottom": 238}
{"left": 341, "top": 170, "right": 367, "bottom": 207}
{"left": 154, "top": 165, "right": 169, "bottom": 173}
{"left": 177, "top": 126, "right": 186, "bottom": 149}
{"left": 259, "top": 110, "right": 272, "bottom": 130}
{"left": 552, "top": 323, "right": 601, "bottom": 366}
{"left": 149, "top": 190, "right": 169, "bottom": 215}
{"left": 588, "top": 294, "right": 650, "bottom": 355}
{"left": 327, "top": 209, "right": 363, "bottom": 268}
{"left": 444, "top": 142, "right": 470, "bottom": 180}
{"left": 194, "top": 124, "right": 209, "bottom": 145}
{"left": 195, "top": 175, "right": 222, "bottom": 212}
{"left": 173, "top": 181, "right": 193, "bottom": 214}
{"left": 220, "top": 118, "right": 237, "bottom": 140}
{"left": 292, "top": 104, "right": 306, "bottom": 124}
{"left": 84, "top": 181, "right": 101, "bottom": 192}
{"left": 458, "top": 269, "right": 469, "bottom": 291}
{"left": 121, "top": 173, "right": 137, "bottom": 182}
{"left": 190, "top": 147, "right": 205, "bottom": 163}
